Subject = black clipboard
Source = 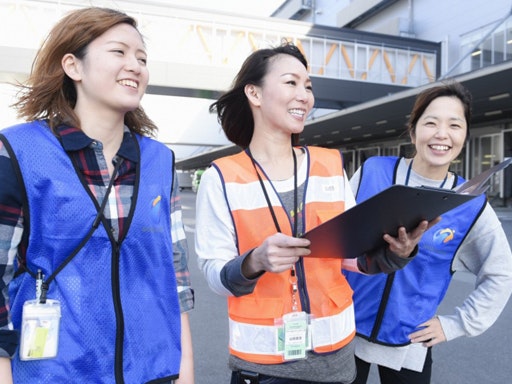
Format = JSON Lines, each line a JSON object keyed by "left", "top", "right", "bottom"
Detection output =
{"left": 302, "top": 158, "right": 512, "bottom": 259}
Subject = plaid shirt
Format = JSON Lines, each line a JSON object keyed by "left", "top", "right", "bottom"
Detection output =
{"left": 0, "top": 124, "right": 194, "bottom": 357}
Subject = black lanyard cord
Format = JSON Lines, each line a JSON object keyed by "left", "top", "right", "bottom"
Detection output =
{"left": 247, "top": 147, "right": 302, "bottom": 310}
{"left": 38, "top": 157, "right": 123, "bottom": 303}
{"left": 247, "top": 146, "right": 298, "bottom": 312}
{"left": 405, "top": 158, "right": 448, "bottom": 188}
{"left": 93, "top": 157, "right": 123, "bottom": 228}
{"left": 246, "top": 148, "right": 298, "bottom": 237}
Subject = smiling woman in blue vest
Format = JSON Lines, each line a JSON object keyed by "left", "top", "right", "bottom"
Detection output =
{"left": 345, "top": 82, "right": 512, "bottom": 384}
{"left": 0, "top": 7, "right": 194, "bottom": 384}
{"left": 194, "top": 42, "right": 436, "bottom": 384}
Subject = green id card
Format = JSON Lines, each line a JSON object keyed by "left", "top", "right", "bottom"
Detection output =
{"left": 282, "top": 311, "right": 308, "bottom": 360}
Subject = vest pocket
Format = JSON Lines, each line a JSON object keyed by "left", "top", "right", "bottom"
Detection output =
{"left": 315, "top": 209, "right": 340, "bottom": 225}
{"left": 325, "top": 282, "right": 353, "bottom": 313}
{"left": 229, "top": 297, "right": 284, "bottom": 325}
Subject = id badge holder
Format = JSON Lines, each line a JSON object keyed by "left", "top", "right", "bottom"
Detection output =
{"left": 20, "top": 299, "right": 61, "bottom": 360}
{"left": 282, "top": 311, "right": 309, "bottom": 361}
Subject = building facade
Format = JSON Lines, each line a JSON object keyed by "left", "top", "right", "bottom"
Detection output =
{"left": 272, "top": 0, "right": 512, "bottom": 204}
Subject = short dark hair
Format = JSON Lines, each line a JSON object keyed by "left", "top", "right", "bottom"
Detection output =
{"left": 209, "top": 42, "right": 308, "bottom": 148}
{"left": 408, "top": 81, "right": 472, "bottom": 138}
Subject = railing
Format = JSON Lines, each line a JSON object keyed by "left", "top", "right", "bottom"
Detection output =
{"left": 0, "top": 0, "right": 438, "bottom": 89}
{"left": 443, "top": 8, "right": 512, "bottom": 78}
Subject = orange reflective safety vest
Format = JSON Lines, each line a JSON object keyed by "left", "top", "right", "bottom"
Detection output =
{"left": 212, "top": 146, "right": 355, "bottom": 364}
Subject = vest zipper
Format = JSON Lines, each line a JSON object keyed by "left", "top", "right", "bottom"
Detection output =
{"left": 112, "top": 242, "right": 125, "bottom": 384}
{"left": 369, "top": 272, "right": 395, "bottom": 342}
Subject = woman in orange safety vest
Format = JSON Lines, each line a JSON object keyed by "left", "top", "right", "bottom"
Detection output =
{"left": 195, "top": 42, "right": 435, "bottom": 384}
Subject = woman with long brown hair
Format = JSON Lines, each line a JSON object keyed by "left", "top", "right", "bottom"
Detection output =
{"left": 0, "top": 7, "right": 194, "bottom": 383}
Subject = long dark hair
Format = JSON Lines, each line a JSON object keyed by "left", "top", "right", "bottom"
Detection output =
{"left": 210, "top": 42, "right": 308, "bottom": 148}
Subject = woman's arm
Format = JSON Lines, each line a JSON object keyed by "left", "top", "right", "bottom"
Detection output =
{"left": 0, "top": 139, "right": 24, "bottom": 361}
{"left": 195, "top": 167, "right": 241, "bottom": 296}
{"left": 170, "top": 168, "right": 195, "bottom": 382}
{"left": 170, "top": 168, "right": 194, "bottom": 312}
{"left": 175, "top": 312, "right": 194, "bottom": 384}
{"left": 0, "top": 357, "right": 12, "bottom": 384}
{"left": 438, "top": 204, "right": 512, "bottom": 340}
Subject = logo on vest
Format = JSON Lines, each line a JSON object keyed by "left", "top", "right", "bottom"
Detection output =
{"left": 143, "top": 195, "right": 164, "bottom": 232}
{"left": 433, "top": 228, "right": 455, "bottom": 245}
{"left": 323, "top": 184, "right": 337, "bottom": 193}
{"left": 150, "top": 195, "right": 162, "bottom": 224}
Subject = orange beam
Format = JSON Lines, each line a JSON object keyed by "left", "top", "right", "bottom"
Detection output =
{"left": 318, "top": 43, "right": 337, "bottom": 75}
{"left": 223, "top": 31, "right": 245, "bottom": 65}
{"left": 362, "top": 49, "right": 379, "bottom": 80}
{"left": 401, "top": 54, "right": 419, "bottom": 84}
{"left": 422, "top": 57, "right": 434, "bottom": 82}
{"left": 196, "top": 26, "right": 212, "bottom": 60}
{"left": 293, "top": 39, "right": 310, "bottom": 72}
{"left": 382, "top": 51, "right": 396, "bottom": 83}
{"left": 248, "top": 32, "right": 258, "bottom": 51}
{"left": 341, "top": 45, "right": 355, "bottom": 78}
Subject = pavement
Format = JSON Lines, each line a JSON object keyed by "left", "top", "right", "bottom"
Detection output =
{"left": 493, "top": 205, "right": 512, "bottom": 219}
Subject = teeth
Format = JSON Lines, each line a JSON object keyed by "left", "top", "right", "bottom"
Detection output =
{"left": 289, "top": 109, "right": 305, "bottom": 117}
{"left": 430, "top": 145, "right": 450, "bottom": 151}
{"left": 119, "top": 79, "right": 138, "bottom": 89}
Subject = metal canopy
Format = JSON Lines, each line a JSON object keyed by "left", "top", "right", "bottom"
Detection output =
{"left": 176, "top": 60, "right": 512, "bottom": 170}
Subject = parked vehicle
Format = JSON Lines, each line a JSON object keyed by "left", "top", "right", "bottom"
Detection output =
{"left": 177, "top": 170, "right": 193, "bottom": 191}
{"left": 192, "top": 169, "right": 204, "bottom": 193}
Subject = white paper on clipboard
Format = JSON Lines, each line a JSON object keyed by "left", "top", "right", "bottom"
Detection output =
{"left": 454, "top": 157, "right": 512, "bottom": 195}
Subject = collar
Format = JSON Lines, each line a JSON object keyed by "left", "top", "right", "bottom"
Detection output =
{"left": 56, "top": 124, "right": 139, "bottom": 163}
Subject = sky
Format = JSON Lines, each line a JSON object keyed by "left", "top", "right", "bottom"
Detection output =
{"left": 0, "top": 0, "right": 286, "bottom": 159}
{"left": 166, "top": 0, "right": 285, "bottom": 16}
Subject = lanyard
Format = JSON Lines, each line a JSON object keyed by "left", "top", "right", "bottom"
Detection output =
{"left": 247, "top": 147, "right": 300, "bottom": 311}
{"left": 247, "top": 148, "right": 298, "bottom": 236}
{"left": 405, "top": 158, "right": 447, "bottom": 188}
{"left": 37, "top": 157, "right": 123, "bottom": 303}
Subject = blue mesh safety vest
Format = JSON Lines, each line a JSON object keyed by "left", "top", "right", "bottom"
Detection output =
{"left": 2, "top": 121, "right": 181, "bottom": 383}
{"left": 344, "top": 156, "right": 486, "bottom": 345}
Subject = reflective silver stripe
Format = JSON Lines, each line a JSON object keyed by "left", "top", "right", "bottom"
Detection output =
{"left": 305, "top": 175, "right": 345, "bottom": 203}
{"left": 225, "top": 180, "right": 273, "bottom": 210}
{"left": 229, "top": 319, "right": 281, "bottom": 355}
{"left": 229, "top": 304, "right": 355, "bottom": 356}
{"left": 224, "top": 175, "right": 345, "bottom": 211}
{"left": 310, "top": 304, "right": 355, "bottom": 349}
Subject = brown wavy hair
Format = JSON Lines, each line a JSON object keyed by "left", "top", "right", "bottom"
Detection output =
{"left": 12, "top": 7, "right": 157, "bottom": 136}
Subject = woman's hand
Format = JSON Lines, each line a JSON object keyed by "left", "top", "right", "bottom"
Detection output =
{"left": 409, "top": 316, "right": 447, "bottom": 347}
{"left": 383, "top": 217, "right": 441, "bottom": 258}
{"left": 242, "top": 233, "right": 311, "bottom": 278}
